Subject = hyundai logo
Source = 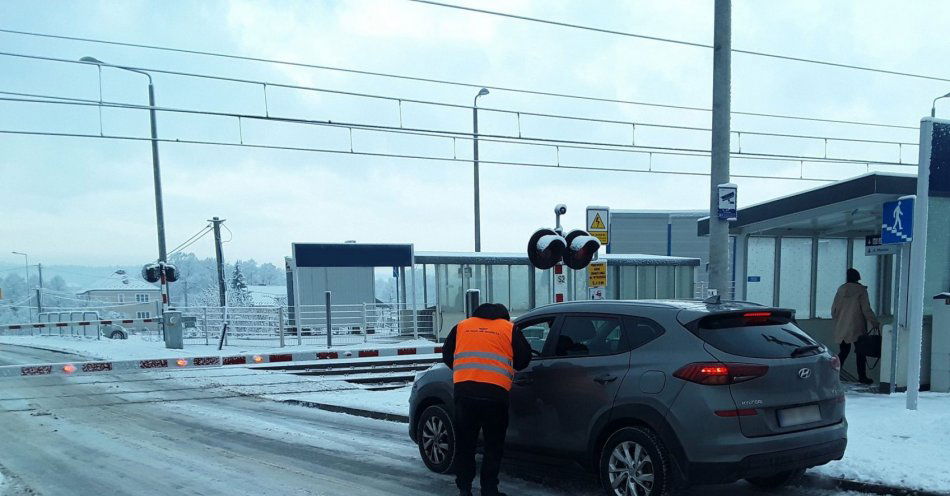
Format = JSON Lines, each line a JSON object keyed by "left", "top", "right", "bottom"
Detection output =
{"left": 798, "top": 368, "right": 812, "bottom": 379}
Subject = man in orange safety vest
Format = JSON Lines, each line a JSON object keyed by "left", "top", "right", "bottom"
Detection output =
{"left": 442, "top": 303, "right": 532, "bottom": 496}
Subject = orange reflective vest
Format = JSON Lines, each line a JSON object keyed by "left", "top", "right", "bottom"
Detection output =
{"left": 453, "top": 317, "right": 516, "bottom": 391}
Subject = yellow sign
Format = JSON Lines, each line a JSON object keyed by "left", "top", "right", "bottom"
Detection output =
{"left": 588, "top": 261, "right": 607, "bottom": 287}
{"left": 589, "top": 213, "right": 606, "bottom": 230}
{"left": 586, "top": 206, "right": 609, "bottom": 245}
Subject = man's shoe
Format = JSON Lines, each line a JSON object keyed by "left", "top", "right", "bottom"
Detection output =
{"left": 858, "top": 377, "right": 874, "bottom": 385}
{"left": 459, "top": 489, "right": 473, "bottom": 496}
{"left": 481, "top": 490, "right": 507, "bottom": 496}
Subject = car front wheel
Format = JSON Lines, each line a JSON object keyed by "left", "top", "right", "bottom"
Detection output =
{"left": 600, "top": 427, "right": 671, "bottom": 496}
{"left": 416, "top": 404, "right": 456, "bottom": 474}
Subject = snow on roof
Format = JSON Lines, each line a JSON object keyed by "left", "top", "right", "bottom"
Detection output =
{"left": 248, "top": 285, "right": 287, "bottom": 305}
{"left": 78, "top": 271, "right": 159, "bottom": 294}
{"left": 415, "top": 251, "right": 699, "bottom": 266}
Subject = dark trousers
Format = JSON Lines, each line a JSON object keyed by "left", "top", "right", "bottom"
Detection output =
{"left": 454, "top": 396, "right": 509, "bottom": 493}
{"left": 839, "top": 341, "right": 868, "bottom": 379}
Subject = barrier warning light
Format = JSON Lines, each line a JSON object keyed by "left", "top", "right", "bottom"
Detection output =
{"left": 176, "top": 358, "right": 188, "bottom": 367}
{"left": 63, "top": 364, "right": 77, "bottom": 374}
{"left": 253, "top": 355, "right": 264, "bottom": 363}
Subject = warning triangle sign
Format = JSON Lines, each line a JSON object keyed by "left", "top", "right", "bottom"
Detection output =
{"left": 590, "top": 213, "right": 606, "bottom": 230}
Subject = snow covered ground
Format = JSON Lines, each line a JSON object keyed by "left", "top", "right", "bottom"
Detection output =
{"left": 814, "top": 391, "right": 950, "bottom": 493}
{"left": 277, "top": 385, "right": 413, "bottom": 416}
{"left": 0, "top": 334, "right": 436, "bottom": 361}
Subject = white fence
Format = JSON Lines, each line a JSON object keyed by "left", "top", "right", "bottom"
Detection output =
{"left": 174, "top": 304, "right": 436, "bottom": 347}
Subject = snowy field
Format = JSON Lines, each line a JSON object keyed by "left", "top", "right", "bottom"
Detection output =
{"left": 0, "top": 334, "right": 437, "bottom": 361}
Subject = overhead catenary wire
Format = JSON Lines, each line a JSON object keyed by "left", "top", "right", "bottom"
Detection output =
{"left": 408, "top": 0, "right": 950, "bottom": 85}
{"left": 0, "top": 127, "right": 846, "bottom": 183}
{"left": 0, "top": 93, "right": 919, "bottom": 170}
{"left": 0, "top": 51, "right": 919, "bottom": 147}
{"left": 0, "top": 30, "right": 920, "bottom": 131}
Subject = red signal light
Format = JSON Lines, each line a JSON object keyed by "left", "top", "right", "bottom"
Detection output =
{"left": 673, "top": 362, "right": 769, "bottom": 385}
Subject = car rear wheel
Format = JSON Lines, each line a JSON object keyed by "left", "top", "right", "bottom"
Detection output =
{"left": 416, "top": 404, "right": 456, "bottom": 474}
{"left": 600, "top": 427, "right": 671, "bottom": 496}
{"left": 110, "top": 331, "right": 126, "bottom": 340}
{"left": 745, "top": 468, "right": 805, "bottom": 489}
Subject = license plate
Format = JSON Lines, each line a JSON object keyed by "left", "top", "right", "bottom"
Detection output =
{"left": 777, "top": 405, "right": 821, "bottom": 427}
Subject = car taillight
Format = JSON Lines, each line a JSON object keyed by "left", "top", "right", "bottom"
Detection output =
{"left": 830, "top": 356, "right": 841, "bottom": 371}
{"left": 673, "top": 362, "right": 769, "bottom": 385}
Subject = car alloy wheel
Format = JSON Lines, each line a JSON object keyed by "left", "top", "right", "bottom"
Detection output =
{"left": 421, "top": 415, "right": 449, "bottom": 465}
{"left": 608, "top": 441, "right": 655, "bottom": 496}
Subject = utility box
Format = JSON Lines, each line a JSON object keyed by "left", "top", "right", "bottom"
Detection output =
{"left": 931, "top": 293, "right": 950, "bottom": 392}
{"left": 164, "top": 311, "right": 184, "bottom": 350}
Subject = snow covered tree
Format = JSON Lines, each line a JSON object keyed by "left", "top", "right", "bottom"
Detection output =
{"left": 228, "top": 262, "right": 252, "bottom": 307}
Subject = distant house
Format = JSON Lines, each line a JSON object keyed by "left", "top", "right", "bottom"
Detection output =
{"left": 77, "top": 271, "right": 161, "bottom": 326}
{"left": 247, "top": 285, "right": 287, "bottom": 306}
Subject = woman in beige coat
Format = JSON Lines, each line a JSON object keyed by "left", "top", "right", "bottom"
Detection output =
{"left": 831, "top": 268, "right": 881, "bottom": 384}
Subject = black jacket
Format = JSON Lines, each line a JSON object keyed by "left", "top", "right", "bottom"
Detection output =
{"left": 442, "top": 313, "right": 532, "bottom": 402}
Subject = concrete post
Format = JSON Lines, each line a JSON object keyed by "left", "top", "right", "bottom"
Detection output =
{"left": 708, "top": 0, "right": 732, "bottom": 298}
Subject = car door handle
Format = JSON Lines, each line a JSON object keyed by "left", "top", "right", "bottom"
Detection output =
{"left": 593, "top": 374, "right": 618, "bottom": 385}
{"left": 513, "top": 377, "right": 534, "bottom": 386}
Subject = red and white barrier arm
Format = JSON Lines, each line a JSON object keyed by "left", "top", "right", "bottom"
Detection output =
{"left": 0, "top": 345, "right": 443, "bottom": 379}
{"left": 0, "top": 317, "right": 161, "bottom": 331}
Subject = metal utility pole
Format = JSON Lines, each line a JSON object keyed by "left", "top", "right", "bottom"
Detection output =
{"left": 209, "top": 217, "right": 228, "bottom": 308}
{"left": 708, "top": 0, "right": 732, "bottom": 298}
{"left": 473, "top": 88, "right": 489, "bottom": 252}
{"left": 36, "top": 263, "right": 43, "bottom": 315}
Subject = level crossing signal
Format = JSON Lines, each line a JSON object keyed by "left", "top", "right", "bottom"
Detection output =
{"left": 142, "top": 263, "right": 179, "bottom": 283}
{"left": 527, "top": 228, "right": 601, "bottom": 270}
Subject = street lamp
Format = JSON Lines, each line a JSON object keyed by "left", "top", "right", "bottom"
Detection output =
{"left": 932, "top": 91, "right": 950, "bottom": 117}
{"left": 473, "top": 87, "right": 489, "bottom": 252}
{"left": 11, "top": 251, "right": 31, "bottom": 320}
{"left": 79, "top": 56, "right": 168, "bottom": 264}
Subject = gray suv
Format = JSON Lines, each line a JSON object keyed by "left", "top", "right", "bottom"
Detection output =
{"left": 409, "top": 300, "right": 847, "bottom": 495}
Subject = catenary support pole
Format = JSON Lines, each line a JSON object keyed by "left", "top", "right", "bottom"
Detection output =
{"left": 906, "top": 120, "right": 933, "bottom": 410}
{"left": 708, "top": 0, "right": 732, "bottom": 298}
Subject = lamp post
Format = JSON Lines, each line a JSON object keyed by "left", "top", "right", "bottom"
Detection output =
{"left": 473, "top": 87, "right": 489, "bottom": 252}
{"left": 80, "top": 56, "right": 170, "bottom": 323}
{"left": 11, "top": 251, "right": 31, "bottom": 321}
{"left": 79, "top": 56, "right": 167, "bottom": 265}
{"left": 931, "top": 91, "right": 950, "bottom": 117}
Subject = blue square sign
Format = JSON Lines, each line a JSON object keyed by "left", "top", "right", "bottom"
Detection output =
{"left": 881, "top": 198, "right": 914, "bottom": 245}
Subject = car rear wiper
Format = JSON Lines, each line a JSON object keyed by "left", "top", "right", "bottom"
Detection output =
{"left": 791, "top": 344, "right": 822, "bottom": 357}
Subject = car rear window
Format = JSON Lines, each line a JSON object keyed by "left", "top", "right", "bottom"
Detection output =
{"left": 686, "top": 311, "right": 822, "bottom": 359}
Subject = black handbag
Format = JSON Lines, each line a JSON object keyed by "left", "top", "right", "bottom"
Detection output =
{"left": 855, "top": 328, "right": 882, "bottom": 358}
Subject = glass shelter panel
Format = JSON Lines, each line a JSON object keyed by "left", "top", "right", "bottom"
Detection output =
{"left": 675, "top": 266, "right": 694, "bottom": 299}
{"left": 637, "top": 266, "right": 656, "bottom": 299}
{"left": 746, "top": 237, "right": 775, "bottom": 306}
{"left": 816, "top": 239, "right": 848, "bottom": 318}
{"left": 656, "top": 266, "right": 675, "bottom": 299}
{"left": 490, "top": 265, "right": 510, "bottom": 307}
{"left": 620, "top": 266, "right": 637, "bottom": 299}
{"left": 510, "top": 265, "right": 531, "bottom": 312}
{"left": 779, "top": 238, "right": 813, "bottom": 317}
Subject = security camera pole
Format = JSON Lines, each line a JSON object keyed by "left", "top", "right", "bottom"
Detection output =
{"left": 708, "top": 0, "right": 732, "bottom": 298}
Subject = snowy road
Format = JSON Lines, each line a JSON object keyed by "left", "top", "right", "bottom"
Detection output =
{"left": 0, "top": 345, "right": 870, "bottom": 496}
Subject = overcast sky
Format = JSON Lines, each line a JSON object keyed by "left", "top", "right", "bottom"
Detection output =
{"left": 2, "top": 0, "right": 948, "bottom": 269}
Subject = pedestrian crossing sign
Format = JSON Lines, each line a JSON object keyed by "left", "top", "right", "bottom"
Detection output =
{"left": 881, "top": 197, "right": 914, "bottom": 245}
